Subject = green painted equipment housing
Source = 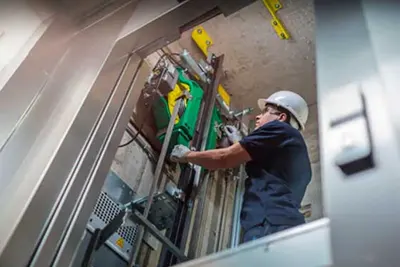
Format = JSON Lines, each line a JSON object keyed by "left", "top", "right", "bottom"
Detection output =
{"left": 153, "top": 69, "right": 222, "bottom": 153}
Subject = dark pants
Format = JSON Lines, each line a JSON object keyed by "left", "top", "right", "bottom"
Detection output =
{"left": 241, "top": 220, "right": 294, "bottom": 243}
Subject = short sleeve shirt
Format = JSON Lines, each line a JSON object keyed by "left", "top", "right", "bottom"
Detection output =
{"left": 239, "top": 120, "right": 311, "bottom": 230}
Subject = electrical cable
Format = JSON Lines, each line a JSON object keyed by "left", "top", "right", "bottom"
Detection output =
{"left": 161, "top": 48, "right": 185, "bottom": 70}
{"left": 118, "top": 123, "right": 143, "bottom": 148}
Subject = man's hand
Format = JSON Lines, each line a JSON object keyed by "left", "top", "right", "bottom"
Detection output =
{"left": 170, "top": 145, "right": 191, "bottom": 163}
{"left": 224, "top": 125, "right": 242, "bottom": 144}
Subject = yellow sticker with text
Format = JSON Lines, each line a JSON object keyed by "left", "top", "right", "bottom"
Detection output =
{"left": 116, "top": 237, "right": 124, "bottom": 248}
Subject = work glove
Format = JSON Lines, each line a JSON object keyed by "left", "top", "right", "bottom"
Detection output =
{"left": 223, "top": 125, "right": 242, "bottom": 144}
{"left": 170, "top": 144, "right": 191, "bottom": 163}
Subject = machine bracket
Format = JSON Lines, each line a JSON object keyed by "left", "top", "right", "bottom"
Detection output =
{"left": 191, "top": 26, "right": 232, "bottom": 108}
{"left": 262, "top": 0, "right": 291, "bottom": 39}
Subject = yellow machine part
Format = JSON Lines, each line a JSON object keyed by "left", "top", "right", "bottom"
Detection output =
{"left": 191, "top": 26, "right": 231, "bottom": 108}
{"left": 191, "top": 26, "right": 213, "bottom": 57}
{"left": 262, "top": 0, "right": 291, "bottom": 39}
{"left": 218, "top": 84, "right": 231, "bottom": 107}
{"left": 167, "top": 83, "right": 190, "bottom": 124}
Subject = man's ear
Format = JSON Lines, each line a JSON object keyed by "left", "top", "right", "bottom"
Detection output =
{"left": 278, "top": 113, "right": 287, "bottom": 122}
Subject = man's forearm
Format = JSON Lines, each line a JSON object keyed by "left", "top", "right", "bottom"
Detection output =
{"left": 186, "top": 148, "right": 229, "bottom": 170}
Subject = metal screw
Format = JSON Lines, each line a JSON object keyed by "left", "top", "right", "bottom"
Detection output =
{"left": 280, "top": 33, "right": 286, "bottom": 38}
{"left": 206, "top": 40, "right": 211, "bottom": 45}
{"left": 273, "top": 21, "right": 278, "bottom": 26}
{"left": 197, "top": 29, "right": 202, "bottom": 34}
{"left": 275, "top": 4, "right": 280, "bottom": 8}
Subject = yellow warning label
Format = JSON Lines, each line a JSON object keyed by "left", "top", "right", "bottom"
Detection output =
{"left": 116, "top": 237, "right": 124, "bottom": 248}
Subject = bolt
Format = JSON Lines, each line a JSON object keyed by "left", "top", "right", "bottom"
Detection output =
{"left": 273, "top": 21, "right": 278, "bottom": 26}
{"left": 197, "top": 28, "right": 202, "bottom": 34}
{"left": 206, "top": 40, "right": 211, "bottom": 45}
{"left": 280, "top": 33, "right": 286, "bottom": 38}
{"left": 275, "top": 4, "right": 280, "bottom": 8}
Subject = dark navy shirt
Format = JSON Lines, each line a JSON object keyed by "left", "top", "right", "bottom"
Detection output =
{"left": 239, "top": 120, "right": 311, "bottom": 230}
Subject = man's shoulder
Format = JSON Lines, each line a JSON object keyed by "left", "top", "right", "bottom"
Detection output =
{"left": 259, "top": 120, "right": 301, "bottom": 136}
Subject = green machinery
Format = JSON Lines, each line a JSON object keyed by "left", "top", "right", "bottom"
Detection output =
{"left": 153, "top": 69, "right": 222, "bottom": 153}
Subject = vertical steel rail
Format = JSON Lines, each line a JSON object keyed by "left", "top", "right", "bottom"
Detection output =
{"left": 216, "top": 176, "right": 230, "bottom": 251}
{"left": 159, "top": 55, "right": 224, "bottom": 266}
{"left": 187, "top": 55, "right": 224, "bottom": 259}
{"left": 230, "top": 164, "right": 245, "bottom": 247}
{"left": 129, "top": 98, "right": 184, "bottom": 266}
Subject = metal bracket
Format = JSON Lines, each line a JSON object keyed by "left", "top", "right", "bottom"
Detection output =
{"left": 191, "top": 26, "right": 232, "bottom": 107}
{"left": 191, "top": 26, "right": 213, "bottom": 57}
{"left": 262, "top": 0, "right": 291, "bottom": 39}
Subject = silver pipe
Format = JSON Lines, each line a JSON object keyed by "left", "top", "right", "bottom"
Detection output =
{"left": 129, "top": 98, "right": 183, "bottom": 266}
{"left": 230, "top": 164, "right": 246, "bottom": 248}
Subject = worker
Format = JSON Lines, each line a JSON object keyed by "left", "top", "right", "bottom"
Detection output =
{"left": 170, "top": 90, "right": 311, "bottom": 243}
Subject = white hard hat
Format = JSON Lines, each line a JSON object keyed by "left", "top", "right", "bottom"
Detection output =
{"left": 257, "top": 91, "right": 309, "bottom": 130}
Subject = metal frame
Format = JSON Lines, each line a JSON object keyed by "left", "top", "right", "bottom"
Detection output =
{"left": 0, "top": 3, "right": 140, "bottom": 266}
{"left": 174, "top": 218, "right": 331, "bottom": 267}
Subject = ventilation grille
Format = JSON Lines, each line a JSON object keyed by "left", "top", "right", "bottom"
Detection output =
{"left": 93, "top": 192, "right": 137, "bottom": 246}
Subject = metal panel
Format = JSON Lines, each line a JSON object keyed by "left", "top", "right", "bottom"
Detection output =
{"left": 88, "top": 193, "right": 137, "bottom": 260}
{"left": 86, "top": 171, "right": 138, "bottom": 261}
{"left": 88, "top": 197, "right": 133, "bottom": 260}
{"left": 0, "top": 3, "right": 138, "bottom": 266}
{"left": 0, "top": 14, "right": 74, "bottom": 150}
{"left": 315, "top": 0, "right": 400, "bottom": 265}
{"left": 72, "top": 230, "right": 128, "bottom": 267}
{"left": 362, "top": 1, "right": 400, "bottom": 148}
{"left": 174, "top": 218, "right": 331, "bottom": 267}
